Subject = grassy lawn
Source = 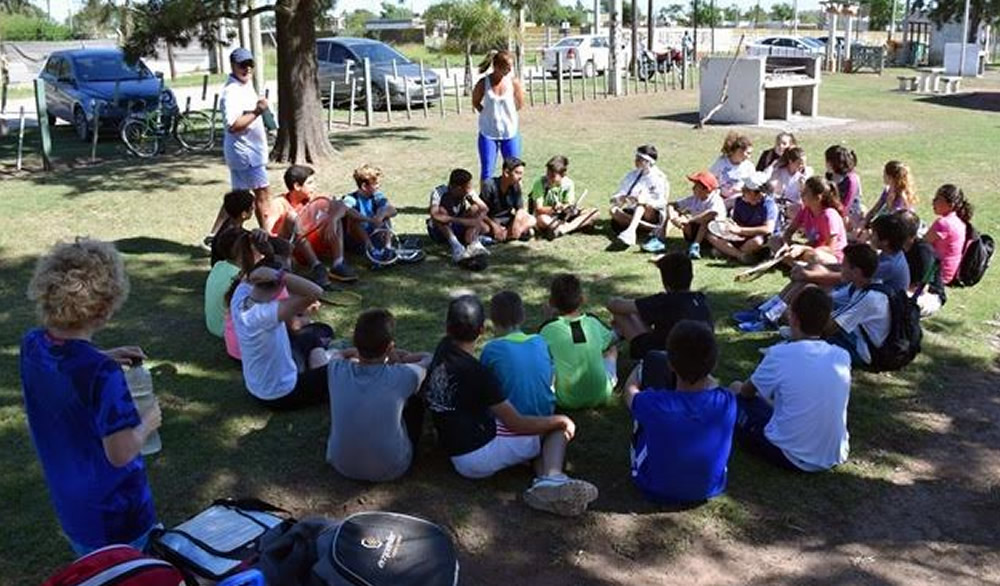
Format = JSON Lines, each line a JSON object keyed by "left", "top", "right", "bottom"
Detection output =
{"left": 1, "top": 71, "right": 999, "bottom": 584}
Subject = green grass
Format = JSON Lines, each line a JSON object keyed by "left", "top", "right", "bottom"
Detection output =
{"left": 1, "top": 70, "right": 999, "bottom": 585}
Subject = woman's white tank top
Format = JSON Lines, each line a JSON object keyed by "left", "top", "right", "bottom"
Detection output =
{"left": 478, "top": 73, "right": 518, "bottom": 140}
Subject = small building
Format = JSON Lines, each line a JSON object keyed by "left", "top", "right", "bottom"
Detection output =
{"left": 364, "top": 18, "right": 425, "bottom": 44}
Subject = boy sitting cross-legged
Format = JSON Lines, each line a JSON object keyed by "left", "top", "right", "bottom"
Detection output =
{"left": 824, "top": 243, "right": 892, "bottom": 368}
{"left": 606, "top": 252, "right": 713, "bottom": 361}
{"left": 326, "top": 309, "right": 431, "bottom": 482}
{"left": 427, "top": 168, "right": 491, "bottom": 263}
{"left": 268, "top": 164, "right": 359, "bottom": 284}
{"left": 540, "top": 274, "right": 618, "bottom": 410}
{"left": 480, "top": 157, "right": 537, "bottom": 242}
{"left": 342, "top": 164, "right": 398, "bottom": 254}
{"left": 729, "top": 285, "right": 851, "bottom": 471}
{"left": 481, "top": 291, "right": 556, "bottom": 417}
{"left": 624, "top": 320, "right": 736, "bottom": 504}
{"left": 644, "top": 171, "right": 725, "bottom": 256}
{"left": 529, "top": 155, "right": 598, "bottom": 239}
{"left": 423, "top": 295, "right": 599, "bottom": 516}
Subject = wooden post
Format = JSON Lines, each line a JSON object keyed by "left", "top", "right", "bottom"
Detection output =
{"left": 445, "top": 58, "right": 451, "bottom": 78}
{"left": 210, "top": 93, "right": 219, "bottom": 130}
{"left": 419, "top": 60, "right": 429, "bottom": 118}
{"left": 363, "top": 58, "right": 373, "bottom": 127}
{"left": 569, "top": 70, "right": 575, "bottom": 102}
{"left": 592, "top": 69, "right": 598, "bottom": 100}
{"left": 349, "top": 76, "right": 357, "bottom": 126}
{"left": 201, "top": 74, "right": 209, "bottom": 101}
{"left": 604, "top": 68, "right": 609, "bottom": 98}
{"left": 384, "top": 77, "right": 392, "bottom": 123}
{"left": 528, "top": 71, "right": 535, "bottom": 107}
{"left": 16, "top": 106, "right": 25, "bottom": 171}
{"left": 556, "top": 52, "right": 564, "bottom": 105}
{"left": 327, "top": 80, "right": 335, "bottom": 131}
{"left": 633, "top": 71, "right": 639, "bottom": 95}
{"left": 623, "top": 69, "right": 629, "bottom": 96}
{"left": 454, "top": 75, "right": 462, "bottom": 114}
{"left": 644, "top": 71, "right": 649, "bottom": 93}
{"left": 438, "top": 77, "right": 445, "bottom": 118}
{"left": 652, "top": 69, "right": 659, "bottom": 93}
{"left": 404, "top": 76, "right": 413, "bottom": 120}
{"left": 33, "top": 80, "right": 52, "bottom": 171}
{"left": 542, "top": 67, "right": 549, "bottom": 105}
{"left": 580, "top": 72, "right": 586, "bottom": 101}
{"left": 90, "top": 102, "right": 100, "bottom": 162}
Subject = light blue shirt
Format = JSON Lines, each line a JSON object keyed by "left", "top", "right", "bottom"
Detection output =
{"left": 875, "top": 250, "right": 910, "bottom": 293}
{"left": 480, "top": 331, "right": 555, "bottom": 416}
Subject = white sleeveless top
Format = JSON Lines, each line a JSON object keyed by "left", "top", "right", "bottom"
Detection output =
{"left": 478, "top": 73, "right": 518, "bottom": 140}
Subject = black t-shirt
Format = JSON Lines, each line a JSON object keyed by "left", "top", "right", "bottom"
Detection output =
{"left": 906, "top": 241, "right": 946, "bottom": 301}
{"left": 422, "top": 337, "right": 506, "bottom": 456}
{"left": 632, "top": 291, "right": 714, "bottom": 357}
{"left": 480, "top": 177, "right": 523, "bottom": 220}
{"left": 756, "top": 148, "right": 779, "bottom": 172}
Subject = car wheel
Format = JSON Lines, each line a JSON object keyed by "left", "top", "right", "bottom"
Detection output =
{"left": 73, "top": 107, "right": 90, "bottom": 142}
{"left": 583, "top": 61, "right": 596, "bottom": 78}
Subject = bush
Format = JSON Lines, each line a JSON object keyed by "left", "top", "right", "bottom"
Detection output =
{"left": 0, "top": 14, "right": 73, "bottom": 41}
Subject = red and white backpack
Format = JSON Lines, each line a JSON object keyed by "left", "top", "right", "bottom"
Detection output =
{"left": 42, "top": 544, "right": 187, "bottom": 586}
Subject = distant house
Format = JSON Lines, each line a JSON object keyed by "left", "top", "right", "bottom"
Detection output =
{"left": 364, "top": 18, "right": 426, "bottom": 44}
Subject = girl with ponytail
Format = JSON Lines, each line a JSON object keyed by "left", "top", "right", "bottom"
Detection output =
{"left": 926, "top": 184, "right": 972, "bottom": 284}
{"left": 472, "top": 50, "right": 525, "bottom": 184}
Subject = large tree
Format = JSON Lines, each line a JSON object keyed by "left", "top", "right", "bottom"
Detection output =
{"left": 424, "top": 0, "right": 508, "bottom": 89}
{"left": 127, "top": 0, "right": 336, "bottom": 164}
{"left": 926, "top": 0, "right": 1000, "bottom": 42}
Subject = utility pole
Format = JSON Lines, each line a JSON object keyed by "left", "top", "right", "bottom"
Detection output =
{"left": 692, "top": 0, "right": 699, "bottom": 62}
{"left": 958, "top": 0, "right": 970, "bottom": 76}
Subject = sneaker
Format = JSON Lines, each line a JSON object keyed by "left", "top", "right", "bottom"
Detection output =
{"left": 309, "top": 263, "right": 332, "bottom": 288}
{"left": 778, "top": 326, "right": 793, "bottom": 340}
{"left": 451, "top": 245, "right": 467, "bottom": 262}
{"left": 731, "top": 309, "right": 761, "bottom": 323}
{"left": 688, "top": 242, "right": 701, "bottom": 259}
{"left": 478, "top": 235, "right": 496, "bottom": 247}
{"left": 523, "top": 476, "right": 599, "bottom": 517}
{"left": 466, "top": 240, "right": 490, "bottom": 257}
{"left": 641, "top": 237, "right": 666, "bottom": 253}
{"left": 617, "top": 229, "right": 637, "bottom": 247}
{"left": 329, "top": 262, "right": 358, "bottom": 282}
{"left": 737, "top": 320, "right": 770, "bottom": 333}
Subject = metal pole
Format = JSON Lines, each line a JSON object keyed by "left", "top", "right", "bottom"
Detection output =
{"left": 959, "top": 0, "right": 971, "bottom": 76}
{"left": 16, "top": 106, "right": 25, "bottom": 171}
{"left": 404, "top": 76, "right": 413, "bottom": 120}
{"left": 419, "top": 60, "right": 429, "bottom": 118}
{"left": 328, "top": 80, "right": 335, "bottom": 131}
{"left": 385, "top": 77, "right": 392, "bottom": 123}
{"left": 363, "top": 58, "right": 373, "bottom": 127}
{"left": 793, "top": 0, "right": 799, "bottom": 36}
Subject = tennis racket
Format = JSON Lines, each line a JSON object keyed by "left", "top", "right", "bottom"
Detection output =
{"left": 318, "top": 289, "right": 363, "bottom": 307}
{"left": 734, "top": 244, "right": 790, "bottom": 283}
{"left": 707, "top": 219, "right": 744, "bottom": 242}
{"left": 366, "top": 228, "right": 426, "bottom": 268}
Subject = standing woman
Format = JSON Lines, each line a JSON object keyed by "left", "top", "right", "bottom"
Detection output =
{"left": 473, "top": 50, "right": 525, "bottom": 185}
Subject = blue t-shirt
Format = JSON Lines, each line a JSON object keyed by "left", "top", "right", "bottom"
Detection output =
{"left": 342, "top": 190, "right": 389, "bottom": 220}
{"left": 630, "top": 387, "right": 737, "bottom": 503}
{"left": 480, "top": 332, "right": 555, "bottom": 416}
{"left": 20, "top": 329, "right": 156, "bottom": 548}
{"left": 732, "top": 196, "right": 778, "bottom": 230}
{"left": 875, "top": 250, "right": 910, "bottom": 293}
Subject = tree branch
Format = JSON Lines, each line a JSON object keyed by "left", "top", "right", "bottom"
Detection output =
{"left": 211, "top": 3, "right": 277, "bottom": 20}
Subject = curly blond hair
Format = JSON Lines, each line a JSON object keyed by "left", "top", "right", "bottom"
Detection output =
{"left": 27, "top": 238, "right": 129, "bottom": 330}
{"left": 352, "top": 164, "right": 383, "bottom": 189}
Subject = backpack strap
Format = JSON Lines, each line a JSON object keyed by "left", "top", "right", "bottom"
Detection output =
{"left": 76, "top": 558, "right": 176, "bottom": 586}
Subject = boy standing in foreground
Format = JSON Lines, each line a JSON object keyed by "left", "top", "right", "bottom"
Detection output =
{"left": 423, "top": 295, "right": 599, "bottom": 516}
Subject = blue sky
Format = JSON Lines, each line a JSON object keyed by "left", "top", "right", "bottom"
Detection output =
{"left": 37, "top": 0, "right": 825, "bottom": 22}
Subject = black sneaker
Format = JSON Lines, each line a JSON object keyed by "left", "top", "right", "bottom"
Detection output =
{"left": 310, "top": 263, "right": 332, "bottom": 288}
{"left": 329, "top": 262, "right": 359, "bottom": 282}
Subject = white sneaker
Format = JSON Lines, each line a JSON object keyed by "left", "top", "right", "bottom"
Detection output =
{"left": 523, "top": 476, "right": 599, "bottom": 517}
{"left": 617, "top": 229, "right": 637, "bottom": 246}
{"left": 778, "top": 326, "right": 792, "bottom": 340}
{"left": 466, "top": 240, "right": 490, "bottom": 257}
{"left": 451, "top": 246, "right": 468, "bottom": 262}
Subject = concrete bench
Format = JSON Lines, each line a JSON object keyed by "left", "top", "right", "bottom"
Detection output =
{"left": 897, "top": 75, "right": 917, "bottom": 91}
{"left": 940, "top": 76, "right": 962, "bottom": 94}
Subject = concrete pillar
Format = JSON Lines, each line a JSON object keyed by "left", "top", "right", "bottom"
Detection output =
{"left": 844, "top": 13, "right": 853, "bottom": 64}
{"left": 609, "top": 0, "right": 623, "bottom": 95}
{"left": 826, "top": 12, "right": 838, "bottom": 71}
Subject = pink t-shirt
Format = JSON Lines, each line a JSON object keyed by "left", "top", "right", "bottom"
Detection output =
{"left": 796, "top": 207, "right": 847, "bottom": 262}
{"left": 223, "top": 285, "right": 291, "bottom": 360}
{"left": 929, "top": 212, "right": 967, "bottom": 284}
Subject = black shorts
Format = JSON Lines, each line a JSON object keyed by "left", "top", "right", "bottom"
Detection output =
{"left": 490, "top": 213, "right": 514, "bottom": 228}
{"left": 629, "top": 331, "right": 664, "bottom": 361}
{"left": 639, "top": 350, "right": 676, "bottom": 391}
{"left": 257, "top": 363, "right": 329, "bottom": 410}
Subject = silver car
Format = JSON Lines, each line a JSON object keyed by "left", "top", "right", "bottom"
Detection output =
{"left": 316, "top": 37, "right": 440, "bottom": 108}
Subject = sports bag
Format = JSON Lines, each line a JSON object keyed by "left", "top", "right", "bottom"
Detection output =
{"left": 860, "top": 283, "right": 922, "bottom": 372}
{"left": 954, "top": 225, "right": 994, "bottom": 287}
{"left": 152, "top": 498, "right": 293, "bottom": 581}
{"left": 255, "top": 512, "right": 459, "bottom": 586}
{"left": 42, "top": 544, "right": 187, "bottom": 586}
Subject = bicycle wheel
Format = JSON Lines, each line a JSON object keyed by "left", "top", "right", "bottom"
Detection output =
{"left": 176, "top": 110, "right": 215, "bottom": 151}
{"left": 121, "top": 117, "right": 160, "bottom": 158}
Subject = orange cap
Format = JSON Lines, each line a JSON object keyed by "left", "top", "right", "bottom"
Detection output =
{"left": 686, "top": 170, "right": 719, "bottom": 192}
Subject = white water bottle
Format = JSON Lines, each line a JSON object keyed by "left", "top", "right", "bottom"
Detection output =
{"left": 125, "top": 363, "right": 162, "bottom": 456}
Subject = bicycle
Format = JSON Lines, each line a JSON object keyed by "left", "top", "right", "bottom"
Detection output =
{"left": 120, "top": 96, "right": 216, "bottom": 158}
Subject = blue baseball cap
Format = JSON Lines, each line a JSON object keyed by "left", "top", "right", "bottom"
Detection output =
{"left": 230, "top": 47, "right": 254, "bottom": 64}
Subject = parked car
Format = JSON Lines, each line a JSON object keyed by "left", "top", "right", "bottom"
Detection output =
{"left": 746, "top": 36, "right": 826, "bottom": 58}
{"left": 542, "top": 35, "right": 618, "bottom": 78}
{"left": 38, "top": 48, "right": 176, "bottom": 141}
{"left": 810, "top": 36, "right": 846, "bottom": 57}
{"left": 315, "top": 37, "right": 439, "bottom": 109}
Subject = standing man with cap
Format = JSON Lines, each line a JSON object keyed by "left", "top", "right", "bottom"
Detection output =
{"left": 210, "top": 48, "right": 272, "bottom": 236}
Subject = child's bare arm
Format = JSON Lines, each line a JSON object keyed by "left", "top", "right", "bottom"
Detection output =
{"left": 606, "top": 297, "right": 638, "bottom": 315}
{"left": 491, "top": 401, "right": 576, "bottom": 439}
{"left": 623, "top": 365, "right": 641, "bottom": 410}
{"left": 103, "top": 403, "right": 161, "bottom": 467}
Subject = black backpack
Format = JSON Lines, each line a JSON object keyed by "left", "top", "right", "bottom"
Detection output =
{"left": 954, "top": 224, "right": 995, "bottom": 287}
{"left": 860, "top": 283, "right": 922, "bottom": 373}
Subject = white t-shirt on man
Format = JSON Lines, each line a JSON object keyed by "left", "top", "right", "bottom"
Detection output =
{"left": 750, "top": 339, "right": 851, "bottom": 471}
{"left": 615, "top": 167, "right": 669, "bottom": 210}
{"left": 221, "top": 75, "right": 268, "bottom": 171}
{"left": 832, "top": 285, "right": 891, "bottom": 365}
{"left": 230, "top": 282, "right": 297, "bottom": 400}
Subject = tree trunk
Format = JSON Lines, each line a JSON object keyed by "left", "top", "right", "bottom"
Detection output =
{"left": 516, "top": 6, "right": 525, "bottom": 79}
{"left": 272, "top": 0, "right": 335, "bottom": 164}
{"left": 166, "top": 43, "right": 177, "bottom": 80}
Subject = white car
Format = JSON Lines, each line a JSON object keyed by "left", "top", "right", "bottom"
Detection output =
{"left": 543, "top": 35, "right": 619, "bottom": 78}
{"left": 746, "top": 36, "right": 826, "bottom": 58}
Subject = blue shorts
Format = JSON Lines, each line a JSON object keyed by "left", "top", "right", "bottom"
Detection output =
{"left": 477, "top": 133, "right": 522, "bottom": 180}
{"left": 230, "top": 165, "right": 270, "bottom": 191}
{"left": 68, "top": 523, "right": 162, "bottom": 556}
{"left": 426, "top": 218, "right": 468, "bottom": 244}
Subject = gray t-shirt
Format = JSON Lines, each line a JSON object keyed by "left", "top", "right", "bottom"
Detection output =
{"left": 326, "top": 358, "right": 425, "bottom": 482}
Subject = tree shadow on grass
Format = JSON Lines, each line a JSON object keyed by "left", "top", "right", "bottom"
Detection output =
{"left": 917, "top": 92, "right": 1000, "bottom": 114}
{"left": 329, "top": 125, "right": 432, "bottom": 151}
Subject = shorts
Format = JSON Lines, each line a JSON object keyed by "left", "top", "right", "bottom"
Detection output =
{"left": 230, "top": 165, "right": 270, "bottom": 191}
{"left": 69, "top": 523, "right": 163, "bottom": 557}
{"left": 257, "top": 363, "right": 330, "bottom": 410}
{"left": 426, "top": 218, "right": 469, "bottom": 244}
{"left": 637, "top": 350, "right": 677, "bottom": 391}
{"left": 490, "top": 213, "right": 514, "bottom": 228}
{"left": 451, "top": 434, "right": 541, "bottom": 479}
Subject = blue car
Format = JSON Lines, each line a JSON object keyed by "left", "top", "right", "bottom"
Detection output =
{"left": 38, "top": 48, "right": 177, "bottom": 141}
